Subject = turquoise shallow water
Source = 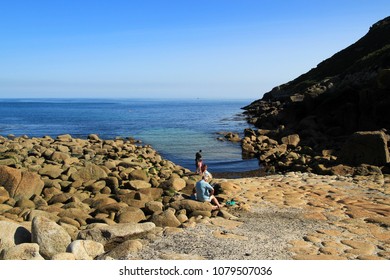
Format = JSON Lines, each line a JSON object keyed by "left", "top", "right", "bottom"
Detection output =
{"left": 0, "top": 98, "right": 259, "bottom": 172}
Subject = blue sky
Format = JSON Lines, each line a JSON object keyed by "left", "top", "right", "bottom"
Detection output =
{"left": 0, "top": 0, "right": 388, "bottom": 99}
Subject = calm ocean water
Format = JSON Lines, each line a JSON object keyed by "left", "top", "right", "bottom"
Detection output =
{"left": 0, "top": 98, "right": 259, "bottom": 172}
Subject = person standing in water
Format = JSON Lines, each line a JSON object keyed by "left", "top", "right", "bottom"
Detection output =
{"left": 195, "top": 150, "right": 202, "bottom": 174}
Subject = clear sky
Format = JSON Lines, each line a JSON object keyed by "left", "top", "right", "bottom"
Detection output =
{"left": 0, "top": 0, "right": 388, "bottom": 99}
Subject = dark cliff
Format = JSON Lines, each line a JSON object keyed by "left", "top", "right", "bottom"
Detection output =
{"left": 244, "top": 16, "right": 390, "bottom": 150}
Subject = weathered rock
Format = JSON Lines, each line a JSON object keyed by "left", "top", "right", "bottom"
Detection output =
{"left": 241, "top": 141, "right": 257, "bottom": 155}
{"left": 85, "top": 180, "right": 107, "bottom": 193}
{"left": 0, "top": 243, "right": 44, "bottom": 260}
{"left": 260, "top": 144, "right": 288, "bottom": 162}
{"left": 0, "top": 158, "right": 17, "bottom": 166}
{"left": 51, "top": 252, "right": 76, "bottom": 260}
{"left": 58, "top": 208, "right": 92, "bottom": 224}
{"left": 70, "top": 163, "right": 107, "bottom": 182}
{"left": 105, "top": 176, "right": 120, "bottom": 190}
{"left": 59, "top": 222, "right": 79, "bottom": 241}
{"left": 88, "top": 134, "right": 101, "bottom": 141}
{"left": 0, "top": 200, "right": 11, "bottom": 209}
{"left": 144, "top": 201, "right": 164, "bottom": 215}
{"left": 340, "top": 131, "right": 390, "bottom": 166}
{"left": 92, "top": 201, "right": 127, "bottom": 215}
{"left": 341, "top": 240, "right": 377, "bottom": 255}
{"left": 48, "top": 193, "right": 73, "bottom": 204}
{"left": 354, "top": 164, "right": 383, "bottom": 176}
{"left": 59, "top": 216, "right": 81, "bottom": 229}
{"left": 0, "top": 166, "right": 44, "bottom": 200}
{"left": 224, "top": 132, "right": 241, "bottom": 142}
{"left": 218, "top": 209, "right": 239, "bottom": 220}
{"left": 161, "top": 177, "right": 186, "bottom": 192}
{"left": 176, "top": 213, "right": 189, "bottom": 223}
{"left": 150, "top": 208, "right": 181, "bottom": 228}
{"left": 281, "top": 134, "right": 300, "bottom": 147}
{"left": 100, "top": 240, "right": 143, "bottom": 259}
{"left": 115, "top": 207, "right": 146, "bottom": 223}
{"left": 87, "top": 196, "right": 118, "bottom": 209}
{"left": 125, "top": 180, "right": 151, "bottom": 190}
{"left": 39, "top": 164, "right": 64, "bottom": 179}
{"left": 51, "top": 151, "right": 71, "bottom": 163}
{"left": 190, "top": 210, "right": 212, "bottom": 218}
{"left": 56, "top": 134, "right": 73, "bottom": 142}
{"left": 77, "top": 222, "right": 155, "bottom": 245}
{"left": 0, "top": 221, "right": 31, "bottom": 251}
{"left": 217, "top": 181, "right": 242, "bottom": 196}
{"left": 170, "top": 199, "right": 213, "bottom": 213}
{"left": 15, "top": 197, "right": 35, "bottom": 209}
{"left": 129, "top": 169, "right": 149, "bottom": 182}
{"left": 66, "top": 240, "right": 104, "bottom": 260}
{"left": 28, "top": 209, "right": 60, "bottom": 222}
{"left": 138, "top": 188, "right": 164, "bottom": 200}
{"left": 116, "top": 193, "right": 149, "bottom": 208}
{"left": 31, "top": 216, "right": 72, "bottom": 259}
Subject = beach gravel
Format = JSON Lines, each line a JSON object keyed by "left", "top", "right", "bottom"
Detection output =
{"left": 134, "top": 205, "right": 331, "bottom": 260}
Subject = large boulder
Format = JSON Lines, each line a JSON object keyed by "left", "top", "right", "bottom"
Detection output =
{"left": 77, "top": 222, "right": 155, "bottom": 245}
{"left": 281, "top": 134, "right": 300, "bottom": 147}
{"left": 0, "top": 243, "right": 44, "bottom": 260}
{"left": 70, "top": 163, "right": 107, "bottom": 181}
{"left": 50, "top": 151, "right": 71, "bottom": 163}
{"left": 138, "top": 188, "right": 164, "bottom": 200}
{"left": 144, "top": 201, "right": 164, "bottom": 215}
{"left": 0, "top": 221, "right": 31, "bottom": 252}
{"left": 56, "top": 134, "right": 73, "bottom": 142}
{"left": 38, "top": 164, "right": 64, "bottom": 179}
{"left": 0, "top": 166, "right": 44, "bottom": 200}
{"left": 115, "top": 207, "right": 146, "bottom": 223}
{"left": 150, "top": 208, "right": 181, "bottom": 228}
{"left": 161, "top": 177, "right": 187, "bottom": 192}
{"left": 31, "top": 216, "right": 72, "bottom": 259}
{"left": 125, "top": 180, "right": 151, "bottom": 190}
{"left": 129, "top": 169, "right": 149, "bottom": 182}
{"left": 66, "top": 240, "right": 104, "bottom": 260}
{"left": 99, "top": 240, "right": 143, "bottom": 260}
{"left": 340, "top": 131, "right": 390, "bottom": 166}
{"left": 170, "top": 199, "right": 213, "bottom": 213}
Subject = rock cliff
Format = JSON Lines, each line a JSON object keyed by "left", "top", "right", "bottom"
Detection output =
{"left": 243, "top": 16, "right": 390, "bottom": 174}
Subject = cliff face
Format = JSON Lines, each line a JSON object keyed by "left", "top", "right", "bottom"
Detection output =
{"left": 244, "top": 16, "right": 390, "bottom": 150}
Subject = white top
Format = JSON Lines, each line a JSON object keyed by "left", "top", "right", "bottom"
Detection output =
{"left": 204, "top": 170, "right": 212, "bottom": 180}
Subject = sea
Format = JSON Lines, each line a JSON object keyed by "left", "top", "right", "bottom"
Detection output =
{"left": 0, "top": 98, "right": 260, "bottom": 173}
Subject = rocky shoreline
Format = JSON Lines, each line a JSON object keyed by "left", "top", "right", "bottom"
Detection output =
{"left": 0, "top": 134, "right": 389, "bottom": 260}
{"left": 238, "top": 16, "right": 390, "bottom": 178}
